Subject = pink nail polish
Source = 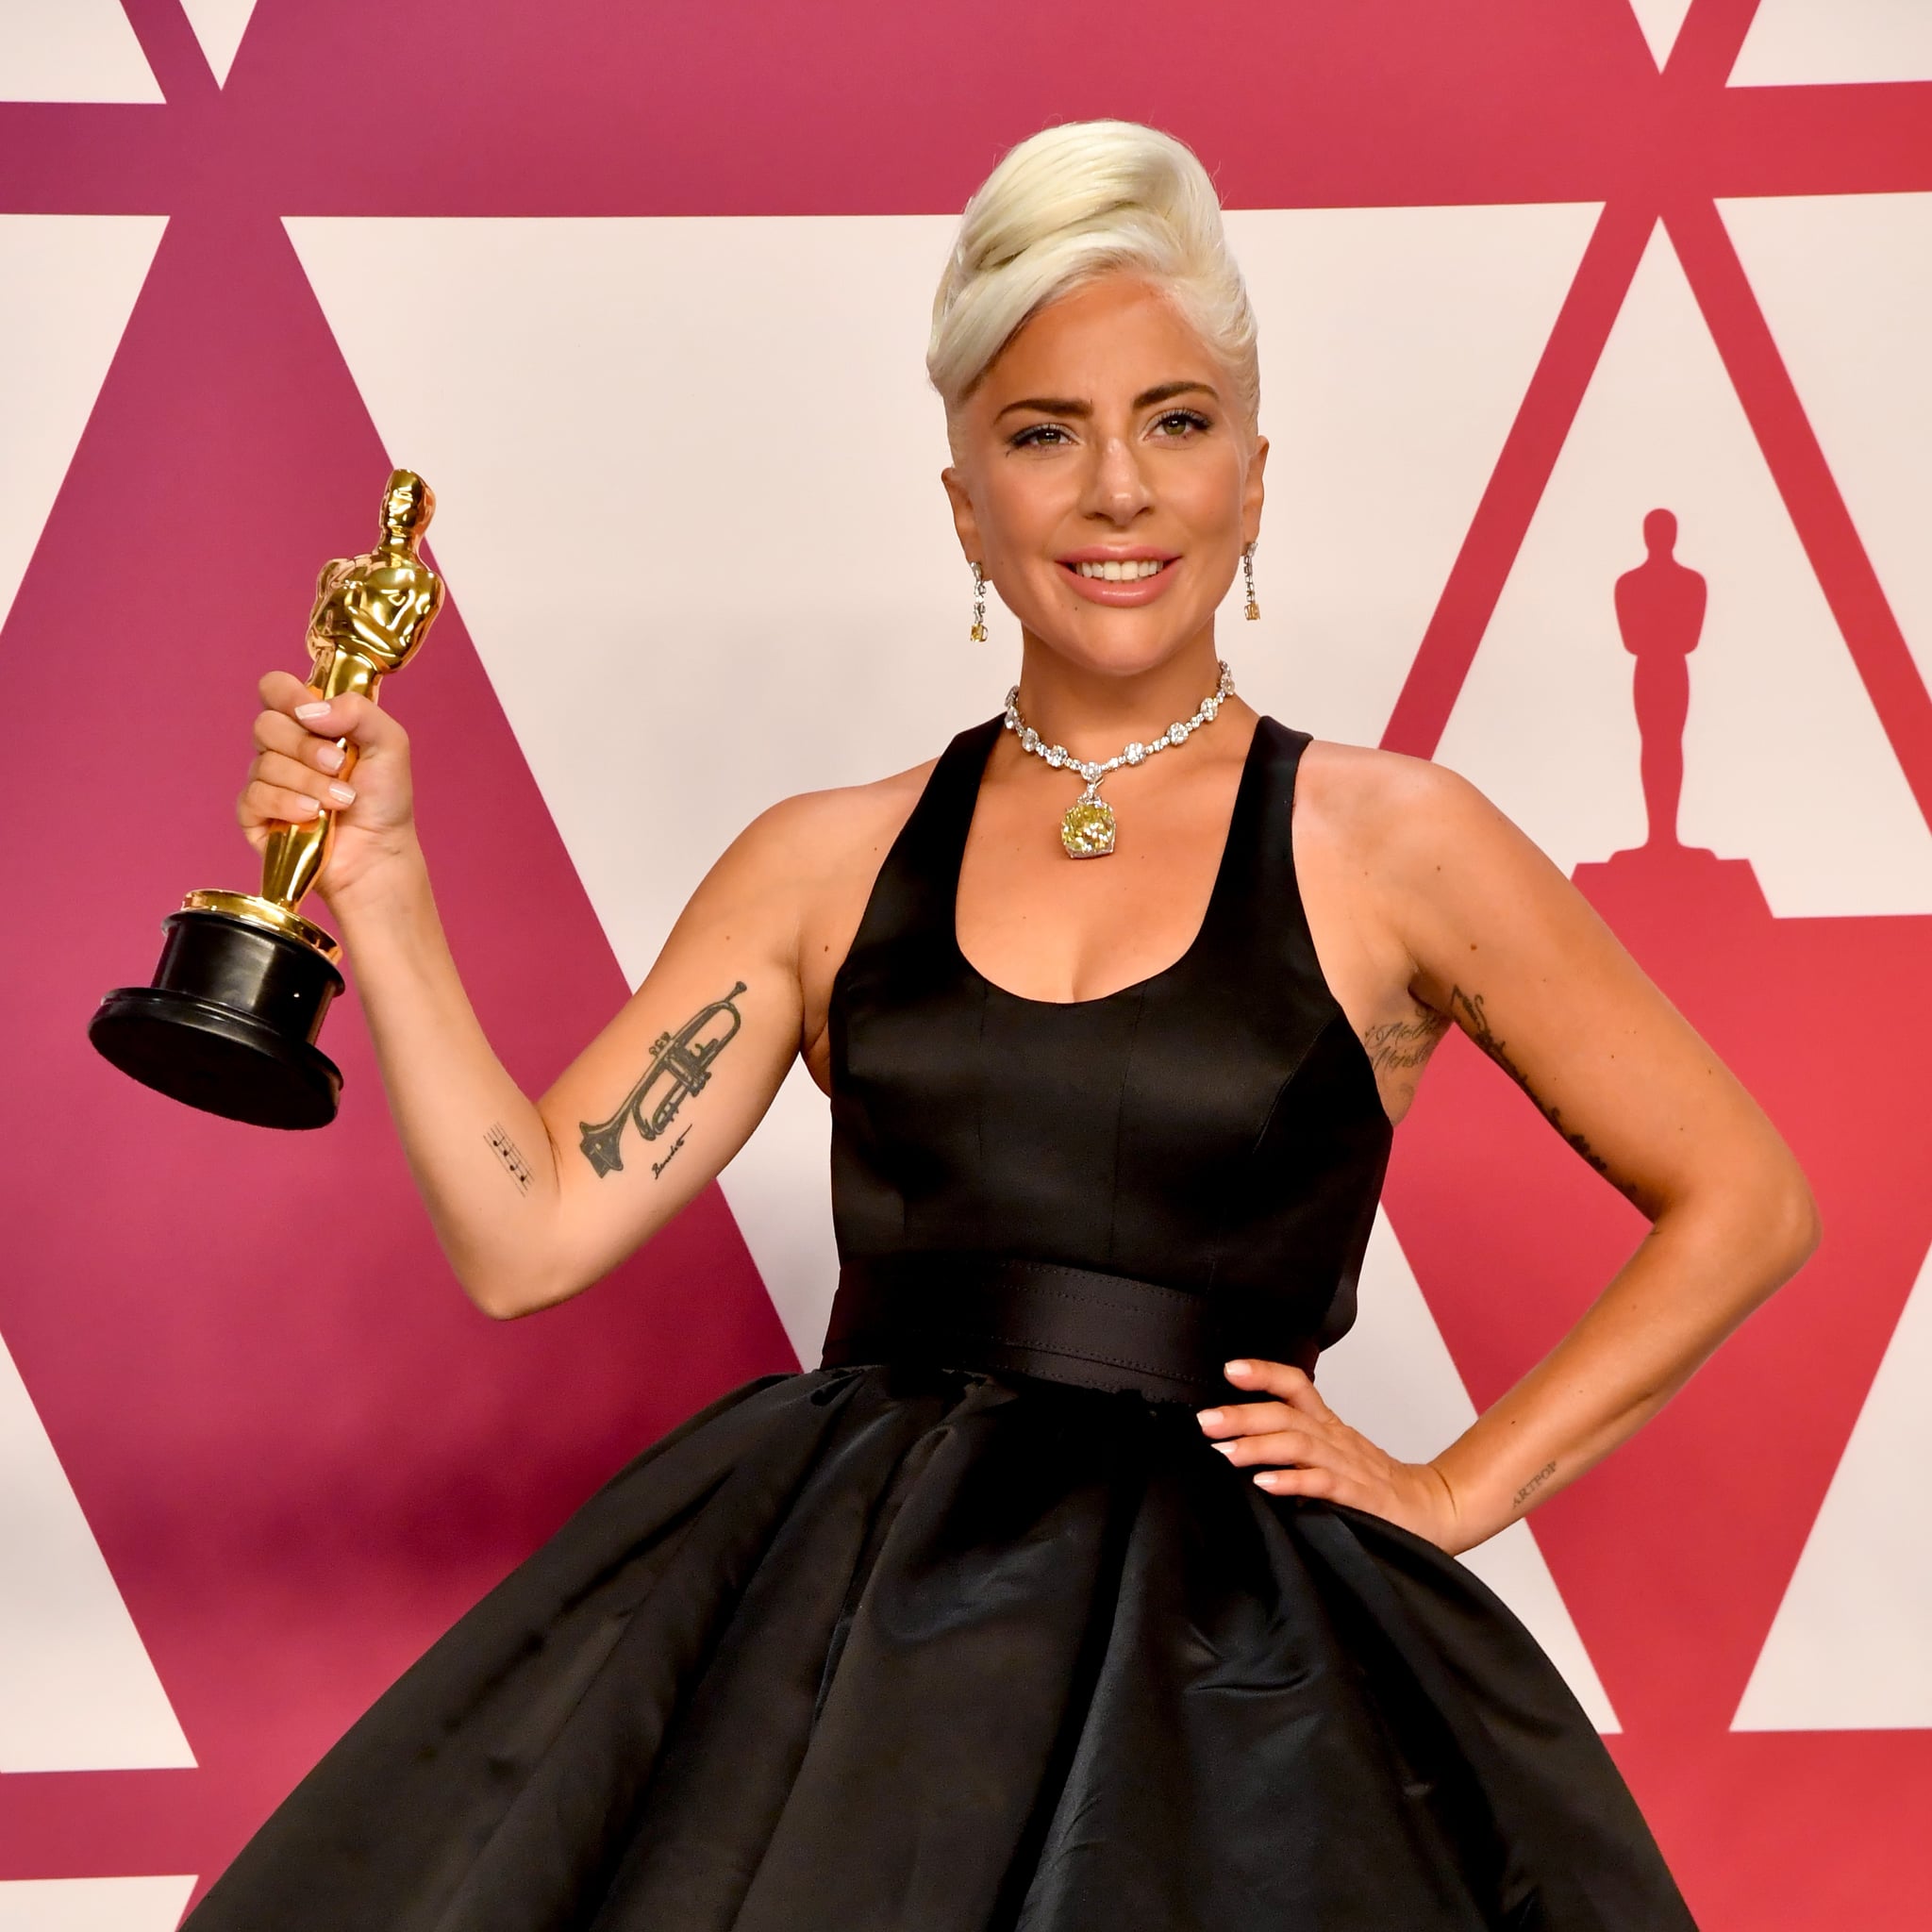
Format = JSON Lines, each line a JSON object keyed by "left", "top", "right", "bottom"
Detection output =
{"left": 327, "top": 781, "right": 356, "bottom": 806}
{"left": 294, "top": 701, "right": 330, "bottom": 721}
{"left": 316, "top": 744, "right": 345, "bottom": 773}
{"left": 1196, "top": 1409, "right": 1224, "bottom": 1427}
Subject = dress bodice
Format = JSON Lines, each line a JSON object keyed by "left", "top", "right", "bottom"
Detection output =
{"left": 826, "top": 712, "right": 1393, "bottom": 1359}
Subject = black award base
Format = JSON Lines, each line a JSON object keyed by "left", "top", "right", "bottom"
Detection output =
{"left": 90, "top": 902, "right": 345, "bottom": 1130}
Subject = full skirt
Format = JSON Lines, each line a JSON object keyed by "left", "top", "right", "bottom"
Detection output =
{"left": 183, "top": 1362, "right": 1699, "bottom": 1930}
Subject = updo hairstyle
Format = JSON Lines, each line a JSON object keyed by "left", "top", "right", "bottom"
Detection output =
{"left": 925, "top": 119, "right": 1260, "bottom": 446}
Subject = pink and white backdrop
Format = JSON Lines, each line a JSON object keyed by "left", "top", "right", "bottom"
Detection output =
{"left": 3, "top": 0, "right": 1930, "bottom": 1924}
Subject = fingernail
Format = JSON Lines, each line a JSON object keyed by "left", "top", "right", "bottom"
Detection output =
{"left": 1196, "top": 1409, "right": 1224, "bottom": 1428}
{"left": 291, "top": 795, "right": 319, "bottom": 816}
{"left": 294, "top": 701, "right": 330, "bottom": 721}
{"left": 1254, "top": 1472, "right": 1281, "bottom": 1488}
{"left": 1224, "top": 1360, "right": 1252, "bottom": 1376}
{"left": 316, "top": 744, "right": 345, "bottom": 774}
{"left": 326, "top": 780, "right": 356, "bottom": 806}
{"left": 1211, "top": 1441, "right": 1237, "bottom": 1457}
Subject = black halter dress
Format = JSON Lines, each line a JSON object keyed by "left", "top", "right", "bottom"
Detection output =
{"left": 184, "top": 715, "right": 1699, "bottom": 1930}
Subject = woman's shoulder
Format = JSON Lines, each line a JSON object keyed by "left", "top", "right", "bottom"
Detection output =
{"left": 712, "top": 748, "right": 944, "bottom": 902}
{"left": 1289, "top": 731, "right": 1525, "bottom": 884}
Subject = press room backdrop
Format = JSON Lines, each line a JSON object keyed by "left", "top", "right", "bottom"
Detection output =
{"left": 3, "top": 1, "right": 1930, "bottom": 1924}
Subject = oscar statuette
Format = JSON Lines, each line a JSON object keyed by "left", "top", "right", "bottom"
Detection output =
{"left": 89, "top": 469, "right": 447, "bottom": 1128}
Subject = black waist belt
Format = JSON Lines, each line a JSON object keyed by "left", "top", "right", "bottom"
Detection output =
{"left": 820, "top": 1254, "right": 1320, "bottom": 1407}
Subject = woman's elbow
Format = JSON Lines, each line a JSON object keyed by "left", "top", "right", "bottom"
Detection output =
{"left": 1775, "top": 1163, "right": 1824, "bottom": 1268}
{"left": 455, "top": 1256, "right": 575, "bottom": 1322}
{"left": 1738, "top": 1150, "right": 1822, "bottom": 1275}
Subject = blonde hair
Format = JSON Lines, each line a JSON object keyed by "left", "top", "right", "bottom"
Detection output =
{"left": 926, "top": 119, "right": 1259, "bottom": 441}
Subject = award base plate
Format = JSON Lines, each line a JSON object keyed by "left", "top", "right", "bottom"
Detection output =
{"left": 90, "top": 899, "right": 346, "bottom": 1130}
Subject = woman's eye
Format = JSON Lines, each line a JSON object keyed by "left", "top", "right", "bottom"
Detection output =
{"left": 1010, "top": 423, "right": 1071, "bottom": 449}
{"left": 1152, "top": 409, "right": 1211, "bottom": 437}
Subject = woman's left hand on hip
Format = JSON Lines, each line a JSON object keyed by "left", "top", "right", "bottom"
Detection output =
{"left": 1195, "top": 1357, "right": 1465, "bottom": 1553}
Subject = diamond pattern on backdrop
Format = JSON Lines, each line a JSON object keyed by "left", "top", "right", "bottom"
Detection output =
{"left": 4, "top": 2, "right": 1932, "bottom": 1925}
{"left": 0, "top": 5, "right": 163, "bottom": 104}
{"left": 1736, "top": 1233, "right": 1932, "bottom": 1727}
{"left": 0, "top": 1876, "right": 197, "bottom": 1932}
{"left": 1730, "top": 0, "right": 1932, "bottom": 87}
{"left": 1320, "top": 1212, "right": 1619, "bottom": 1729}
{"left": 1435, "top": 220, "right": 1932, "bottom": 912}
{"left": 0, "top": 1337, "right": 193, "bottom": 1772}
{"left": 175, "top": 1, "right": 260, "bottom": 91}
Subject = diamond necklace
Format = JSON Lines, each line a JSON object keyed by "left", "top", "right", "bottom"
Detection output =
{"left": 1001, "top": 660, "right": 1236, "bottom": 859}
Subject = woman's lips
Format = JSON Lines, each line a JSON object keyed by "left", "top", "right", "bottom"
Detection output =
{"left": 1057, "top": 558, "right": 1181, "bottom": 607}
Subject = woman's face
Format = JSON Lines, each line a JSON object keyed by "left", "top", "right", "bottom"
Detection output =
{"left": 941, "top": 271, "right": 1266, "bottom": 683}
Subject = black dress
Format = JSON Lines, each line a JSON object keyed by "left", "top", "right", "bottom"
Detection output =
{"left": 184, "top": 715, "right": 1700, "bottom": 1930}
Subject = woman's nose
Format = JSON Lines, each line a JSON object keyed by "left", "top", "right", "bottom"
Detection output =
{"left": 1083, "top": 435, "right": 1154, "bottom": 521}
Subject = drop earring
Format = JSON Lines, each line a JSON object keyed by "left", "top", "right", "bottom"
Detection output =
{"left": 1242, "top": 541, "right": 1259, "bottom": 621}
{"left": 970, "top": 561, "right": 988, "bottom": 641}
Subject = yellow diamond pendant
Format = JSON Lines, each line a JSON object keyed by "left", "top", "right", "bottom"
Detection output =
{"left": 1060, "top": 795, "right": 1117, "bottom": 858}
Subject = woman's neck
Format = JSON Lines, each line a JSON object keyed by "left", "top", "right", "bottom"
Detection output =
{"left": 1008, "top": 632, "right": 1234, "bottom": 761}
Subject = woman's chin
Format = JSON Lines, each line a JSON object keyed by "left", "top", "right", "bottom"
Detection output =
{"left": 1015, "top": 622, "right": 1219, "bottom": 684}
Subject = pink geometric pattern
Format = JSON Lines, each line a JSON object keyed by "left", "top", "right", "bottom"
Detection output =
{"left": 2, "top": 4, "right": 1927, "bottom": 1925}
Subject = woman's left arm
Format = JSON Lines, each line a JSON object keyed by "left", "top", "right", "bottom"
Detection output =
{"left": 1198, "top": 756, "right": 1822, "bottom": 1557}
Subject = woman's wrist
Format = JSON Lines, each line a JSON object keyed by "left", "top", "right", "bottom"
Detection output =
{"left": 318, "top": 829, "right": 433, "bottom": 929}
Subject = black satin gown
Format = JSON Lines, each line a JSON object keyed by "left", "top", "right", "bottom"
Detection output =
{"left": 185, "top": 715, "right": 1699, "bottom": 1929}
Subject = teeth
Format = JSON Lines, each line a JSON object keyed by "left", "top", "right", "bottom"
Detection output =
{"left": 1074, "top": 558, "right": 1168, "bottom": 580}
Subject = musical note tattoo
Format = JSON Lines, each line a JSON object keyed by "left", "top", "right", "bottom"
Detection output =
{"left": 578, "top": 981, "right": 748, "bottom": 1179}
{"left": 485, "top": 1122, "right": 534, "bottom": 1194}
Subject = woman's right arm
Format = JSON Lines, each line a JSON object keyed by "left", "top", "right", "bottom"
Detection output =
{"left": 242, "top": 671, "right": 814, "bottom": 1320}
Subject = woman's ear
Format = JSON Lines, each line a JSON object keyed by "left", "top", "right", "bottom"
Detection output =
{"left": 941, "top": 462, "right": 985, "bottom": 567}
{"left": 1242, "top": 431, "right": 1268, "bottom": 544}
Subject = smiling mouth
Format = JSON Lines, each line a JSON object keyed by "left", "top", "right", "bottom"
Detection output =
{"left": 1060, "top": 558, "right": 1174, "bottom": 581}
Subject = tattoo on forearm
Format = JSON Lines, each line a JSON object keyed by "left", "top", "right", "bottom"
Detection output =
{"left": 650, "top": 1125, "right": 692, "bottom": 1179}
{"left": 1363, "top": 1001, "right": 1451, "bottom": 1074}
{"left": 1513, "top": 1460, "right": 1557, "bottom": 1508}
{"left": 485, "top": 1122, "right": 534, "bottom": 1194}
{"left": 578, "top": 980, "right": 748, "bottom": 1179}
{"left": 1447, "top": 985, "right": 1644, "bottom": 1208}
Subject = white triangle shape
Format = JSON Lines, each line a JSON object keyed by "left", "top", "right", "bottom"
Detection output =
{"left": 1731, "top": 0, "right": 1932, "bottom": 86}
{"left": 1436, "top": 220, "right": 1932, "bottom": 915}
{"left": 177, "top": 0, "right": 260, "bottom": 89}
{"left": 289, "top": 205, "right": 1603, "bottom": 1358}
{"left": 1732, "top": 1234, "right": 1932, "bottom": 1728}
{"left": 0, "top": 2, "right": 163, "bottom": 102}
{"left": 287, "top": 211, "right": 978, "bottom": 1363}
{"left": 0, "top": 216, "right": 167, "bottom": 643}
{"left": 1626, "top": 0, "right": 1696, "bottom": 69}
{"left": 1223, "top": 203, "right": 1601, "bottom": 748}
{"left": 0, "top": 1877, "right": 197, "bottom": 1932}
{"left": 1318, "top": 1210, "right": 1621, "bottom": 1730}
{"left": 1719, "top": 192, "right": 1932, "bottom": 699}
{"left": 0, "top": 1332, "right": 194, "bottom": 1770}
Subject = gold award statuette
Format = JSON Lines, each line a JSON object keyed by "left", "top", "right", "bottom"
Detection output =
{"left": 90, "top": 470, "right": 446, "bottom": 1128}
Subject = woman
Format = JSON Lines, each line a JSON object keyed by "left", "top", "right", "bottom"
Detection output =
{"left": 187, "top": 119, "right": 1815, "bottom": 1927}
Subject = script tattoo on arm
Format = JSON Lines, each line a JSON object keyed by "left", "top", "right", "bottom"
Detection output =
{"left": 577, "top": 981, "right": 749, "bottom": 1180}
{"left": 1447, "top": 985, "right": 1644, "bottom": 1208}
{"left": 485, "top": 1122, "right": 534, "bottom": 1195}
{"left": 1513, "top": 1460, "right": 1557, "bottom": 1510}
{"left": 1362, "top": 1002, "right": 1452, "bottom": 1075}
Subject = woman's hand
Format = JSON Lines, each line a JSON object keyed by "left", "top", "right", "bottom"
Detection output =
{"left": 239, "top": 669, "right": 421, "bottom": 906}
{"left": 1196, "top": 1358, "right": 1468, "bottom": 1554}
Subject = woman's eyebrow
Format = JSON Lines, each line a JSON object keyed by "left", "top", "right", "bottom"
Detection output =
{"left": 993, "top": 380, "right": 1220, "bottom": 422}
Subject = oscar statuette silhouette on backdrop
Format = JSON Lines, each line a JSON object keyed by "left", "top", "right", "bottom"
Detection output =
{"left": 1384, "top": 505, "right": 1932, "bottom": 1830}
{"left": 90, "top": 470, "right": 445, "bottom": 1128}
{"left": 1573, "top": 507, "right": 1770, "bottom": 924}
